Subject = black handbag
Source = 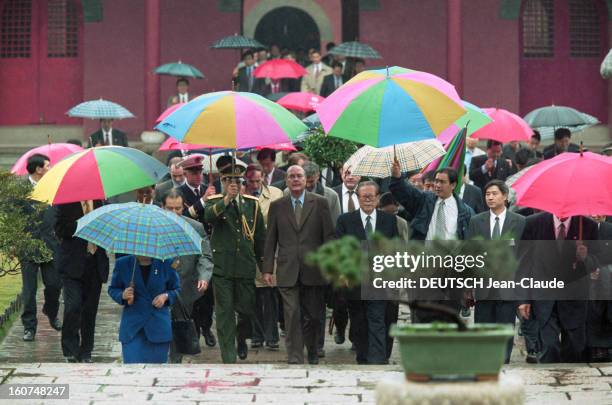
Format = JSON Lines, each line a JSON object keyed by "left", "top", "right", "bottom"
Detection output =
{"left": 171, "top": 296, "right": 201, "bottom": 355}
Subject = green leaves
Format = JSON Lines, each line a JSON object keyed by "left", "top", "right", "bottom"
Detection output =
{"left": 301, "top": 128, "right": 359, "bottom": 170}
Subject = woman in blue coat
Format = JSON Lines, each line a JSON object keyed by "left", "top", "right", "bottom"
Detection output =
{"left": 108, "top": 255, "right": 180, "bottom": 363}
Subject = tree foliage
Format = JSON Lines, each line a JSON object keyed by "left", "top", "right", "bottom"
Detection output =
{"left": 301, "top": 128, "right": 359, "bottom": 170}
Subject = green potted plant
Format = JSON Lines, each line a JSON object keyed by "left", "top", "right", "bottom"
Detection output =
{"left": 306, "top": 234, "right": 516, "bottom": 381}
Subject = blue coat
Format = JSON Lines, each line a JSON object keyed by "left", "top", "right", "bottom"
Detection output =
{"left": 108, "top": 256, "right": 180, "bottom": 344}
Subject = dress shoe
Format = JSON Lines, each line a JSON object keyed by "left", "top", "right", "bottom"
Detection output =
{"left": 266, "top": 341, "right": 279, "bottom": 350}
{"left": 237, "top": 339, "right": 248, "bottom": 360}
{"left": 48, "top": 318, "right": 62, "bottom": 331}
{"left": 251, "top": 341, "right": 263, "bottom": 349}
{"left": 317, "top": 348, "right": 325, "bottom": 358}
{"left": 334, "top": 330, "right": 345, "bottom": 345}
{"left": 23, "top": 330, "right": 35, "bottom": 342}
{"left": 80, "top": 357, "right": 93, "bottom": 363}
{"left": 525, "top": 351, "right": 539, "bottom": 364}
{"left": 65, "top": 356, "right": 79, "bottom": 363}
{"left": 307, "top": 351, "right": 319, "bottom": 365}
{"left": 203, "top": 329, "right": 216, "bottom": 347}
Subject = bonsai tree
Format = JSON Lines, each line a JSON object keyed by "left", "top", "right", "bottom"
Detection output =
{"left": 0, "top": 171, "right": 52, "bottom": 278}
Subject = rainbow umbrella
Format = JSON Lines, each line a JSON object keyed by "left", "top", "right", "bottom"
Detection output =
{"left": 155, "top": 103, "right": 186, "bottom": 125}
{"left": 11, "top": 143, "right": 83, "bottom": 175}
{"left": 437, "top": 101, "right": 493, "bottom": 145}
{"left": 422, "top": 126, "right": 468, "bottom": 193}
{"left": 31, "top": 147, "right": 167, "bottom": 204}
{"left": 155, "top": 91, "right": 307, "bottom": 149}
{"left": 316, "top": 67, "right": 466, "bottom": 147}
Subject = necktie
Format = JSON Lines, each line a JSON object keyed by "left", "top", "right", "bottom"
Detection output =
{"left": 335, "top": 77, "right": 341, "bottom": 88}
{"left": 104, "top": 131, "right": 110, "bottom": 145}
{"left": 434, "top": 200, "right": 446, "bottom": 239}
{"left": 557, "top": 223, "right": 566, "bottom": 251}
{"left": 248, "top": 66, "right": 254, "bottom": 90}
{"left": 492, "top": 216, "right": 501, "bottom": 240}
{"left": 294, "top": 199, "right": 302, "bottom": 225}
{"left": 315, "top": 65, "right": 320, "bottom": 77}
{"left": 347, "top": 191, "right": 355, "bottom": 213}
{"left": 365, "top": 215, "right": 373, "bottom": 240}
{"left": 194, "top": 187, "right": 200, "bottom": 198}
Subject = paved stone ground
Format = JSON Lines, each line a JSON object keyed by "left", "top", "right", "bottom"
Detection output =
{"left": 0, "top": 286, "right": 610, "bottom": 404}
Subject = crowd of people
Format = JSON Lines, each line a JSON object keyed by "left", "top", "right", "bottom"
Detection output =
{"left": 19, "top": 121, "right": 612, "bottom": 366}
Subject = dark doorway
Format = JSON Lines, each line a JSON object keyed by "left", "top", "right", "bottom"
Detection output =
{"left": 254, "top": 7, "right": 320, "bottom": 51}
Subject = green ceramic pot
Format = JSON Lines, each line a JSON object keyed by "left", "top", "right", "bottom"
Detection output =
{"left": 390, "top": 323, "right": 514, "bottom": 381}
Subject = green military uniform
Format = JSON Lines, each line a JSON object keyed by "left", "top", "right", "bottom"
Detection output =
{"left": 204, "top": 166, "right": 266, "bottom": 363}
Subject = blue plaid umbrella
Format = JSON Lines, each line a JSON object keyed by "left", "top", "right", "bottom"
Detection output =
{"left": 328, "top": 41, "right": 381, "bottom": 59}
{"left": 75, "top": 203, "right": 202, "bottom": 260}
{"left": 154, "top": 61, "right": 204, "bottom": 79}
{"left": 67, "top": 99, "right": 135, "bottom": 120}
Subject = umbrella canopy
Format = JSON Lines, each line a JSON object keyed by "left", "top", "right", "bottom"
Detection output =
{"left": 505, "top": 165, "right": 536, "bottom": 206}
{"left": 437, "top": 101, "right": 493, "bottom": 145}
{"left": 421, "top": 127, "right": 468, "bottom": 193}
{"left": 470, "top": 108, "right": 532, "bottom": 143}
{"left": 303, "top": 113, "right": 321, "bottom": 128}
{"left": 155, "top": 103, "right": 186, "bottom": 124}
{"left": 255, "top": 142, "right": 297, "bottom": 152}
{"left": 11, "top": 143, "right": 83, "bottom": 175}
{"left": 211, "top": 34, "right": 264, "bottom": 49}
{"left": 265, "top": 92, "right": 289, "bottom": 102}
{"left": 254, "top": 59, "right": 307, "bottom": 79}
{"left": 512, "top": 151, "right": 612, "bottom": 217}
{"left": 345, "top": 139, "right": 445, "bottom": 178}
{"left": 329, "top": 41, "right": 381, "bottom": 59}
{"left": 524, "top": 105, "right": 598, "bottom": 128}
{"left": 601, "top": 49, "right": 612, "bottom": 79}
{"left": 316, "top": 67, "right": 466, "bottom": 147}
{"left": 158, "top": 137, "right": 229, "bottom": 154}
{"left": 67, "top": 99, "right": 134, "bottom": 120}
{"left": 154, "top": 61, "right": 204, "bottom": 79}
{"left": 31, "top": 147, "right": 167, "bottom": 204}
{"left": 75, "top": 203, "right": 202, "bottom": 260}
{"left": 277, "top": 92, "right": 325, "bottom": 113}
{"left": 155, "top": 91, "right": 307, "bottom": 149}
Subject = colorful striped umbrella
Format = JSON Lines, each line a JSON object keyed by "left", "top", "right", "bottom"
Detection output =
{"left": 75, "top": 203, "right": 202, "bottom": 260}
{"left": 437, "top": 101, "right": 493, "bottom": 145}
{"left": 67, "top": 99, "right": 134, "bottom": 120}
{"left": 470, "top": 108, "right": 532, "bottom": 143}
{"left": 31, "top": 147, "right": 167, "bottom": 204}
{"left": 316, "top": 67, "right": 466, "bottom": 147}
{"left": 421, "top": 126, "right": 468, "bottom": 193}
{"left": 155, "top": 91, "right": 307, "bottom": 149}
{"left": 154, "top": 61, "right": 204, "bottom": 79}
{"left": 155, "top": 103, "right": 186, "bottom": 125}
{"left": 11, "top": 143, "right": 83, "bottom": 175}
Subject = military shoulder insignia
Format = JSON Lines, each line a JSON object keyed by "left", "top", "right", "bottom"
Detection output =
{"left": 242, "top": 194, "right": 259, "bottom": 201}
{"left": 207, "top": 194, "right": 223, "bottom": 200}
{"left": 171, "top": 258, "right": 180, "bottom": 269}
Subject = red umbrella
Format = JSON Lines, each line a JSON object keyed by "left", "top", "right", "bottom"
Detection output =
{"left": 12, "top": 143, "right": 83, "bottom": 175}
{"left": 256, "top": 142, "right": 297, "bottom": 152}
{"left": 277, "top": 92, "right": 325, "bottom": 113}
{"left": 512, "top": 150, "right": 612, "bottom": 219}
{"left": 253, "top": 59, "right": 307, "bottom": 80}
{"left": 470, "top": 108, "right": 532, "bottom": 143}
{"left": 155, "top": 103, "right": 186, "bottom": 125}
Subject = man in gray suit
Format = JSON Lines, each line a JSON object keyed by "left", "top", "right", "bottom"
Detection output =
{"left": 161, "top": 189, "right": 214, "bottom": 363}
{"left": 303, "top": 161, "right": 341, "bottom": 226}
{"left": 262, "top": 165, "right": 335, "bottom": 364}
{"left": 154, "top": 156, "right": 186, "bottom": 206}
{"left": 467, "top": 179, "right": 525, "bottom": 363}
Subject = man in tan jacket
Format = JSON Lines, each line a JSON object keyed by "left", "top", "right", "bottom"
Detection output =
{"left": 300, "top": 50, "right": 332, "bottom": 95}
{"left": 243, "top": 164, "right": 284, "bottom": 350}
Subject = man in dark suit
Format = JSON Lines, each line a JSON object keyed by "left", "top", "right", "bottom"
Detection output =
{"left": 517, "top": 213, "right": 599, "bottom": 363}
{"left": 469, "top": 140, "right": 516, "bottom": 191}
{"left": 88, "top": 119, "right": 128, "bottom": 147}
{"left": 236, "top": 50, "right": 266, "bottom": 95}
{"left": 257, "top": 148, "right": 285, "bottom": 186}
{"left": 389, "top": 163, "right": 474, "bottom": 321}
{"left": 467, "top": 180, "right": 525, "bottom": 363}
{"left": 153, "top": 156, "right": 185, "bottom": 206}
{"left": 460, "top": 180, "right": 486, "bottom": 213}
{"left": 336, "top": 181, "right": 399, "bottom": 364}
{"left": 319, "top": 61, "right": 345, "bottom": 98}
{"left": 55, "top": 200, "right": 109, "bottom": 362}
{"left": 262, "top": 165, "right": 335, "bottom": 364}
{"left": 20, "top": 154, "right": 62, "bottom": 342}
{"left": 543, "top": 128, "right": 580, "bottom": 160}
{"left": 586, "top": 215, "right": 612, "bottom": 362}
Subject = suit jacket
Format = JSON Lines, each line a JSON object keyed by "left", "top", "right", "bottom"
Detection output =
{"left": 263, "top": 192, "right": 335, "bottom": 287}
{"left": 237, "top": 66, "right": 266, "bottom": 95}
{"left": 177, "top": 182, "right": 207, "bottom": 220}
{"left": 300, "top": 63, "right": 332, "bottom": 95}
{"left": 518, "top": 213, "right": 599, "bottom": 326}
{"left": 153, "top": 179, "right": 180, "bottom": 206}
{"left": 319, "top": 74, "right": 344, "bottom": 98}
{"left": 333, "top": 183, "right": 357, "bottom": 215}
{"left": 396, "top": 215, "right": 410, "bottom": 242}
{"left": 55, "top": 201, "right": 109, "bottom": 282}
{"left": 596, "top": 221, "right": 612, "bottom": 266}
{"left": 284, "top": 182, "right": 341, "bottom": 227}
{"left": 467, "top": 210, "right": 526, "bottom": 299}
{"left": 543, "top": 143, "right": 580, "bottom": 160}
{"left": 88, "top": 129, "right": 128, "bottom": 147}
{"left": 469, "top": 155, "right": 516, "bottom": 190}
{"left": 265, "top": 167, "right": 286, "bottom": 186}
{"left": 462, "top": 183, "right": 486, "bottom": 213}
{"left": 108, "top": 256, "right": 180, "bottom": 344}
{"left": 389, "top": 177, "right": 474, "bottom": 240}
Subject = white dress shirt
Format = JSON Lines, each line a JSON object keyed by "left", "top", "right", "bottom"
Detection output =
{"left": 553, "top": 216, "right": 572, "bottom": 239}
{"left": 426, "top": 195, "right": 458, "bottom": 240}
{"left": 178, "top": 93, "right": 189, "bottom": 103}
{"left": 28, "top": 176, "right": 36, "bottom": 186}
{"left": 342, "top": 183, "right": 360, "bottom": 213}
{"left": 104, "top": 129, "right": 113, "bottom": 146}
{"left": 266, "top": 168, "right": 276, "bottom": 186}
{"left": 360, "top": 208, "right": 377, "bottom": 231}
{"left": 489, "top": 208, "right": 507, "bottom": 239}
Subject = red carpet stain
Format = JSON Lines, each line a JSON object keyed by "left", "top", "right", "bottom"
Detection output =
{"left": 185, "top": 377, "right": 261, "bottom": 393}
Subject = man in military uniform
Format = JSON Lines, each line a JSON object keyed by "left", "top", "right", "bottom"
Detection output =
{"left": 204, "top": 163, "right": 266, "bottom": 363}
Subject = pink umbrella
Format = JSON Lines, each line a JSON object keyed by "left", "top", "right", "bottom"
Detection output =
{"left": 155, "top": 103, "right": 186, "bottom": 125}
{"left": 11, "top": 143, "right": 83, "bottom": 175}
{"left": 512, "top": 150, "right": 612, "bottom": 218}
{"left": 277, "top": 92, "right": 325, "bottom": 113}
{"left": 256, "top": 142, "right": 297, "bottom": 152}
{"left": 158, "top": 136, "right": 212, "bottom": 151}
{"left": 253, "top": 59, "right": 307, "bottom": 80}
{"left": 470, "top": 108, "right": 532, "bottom": 143}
